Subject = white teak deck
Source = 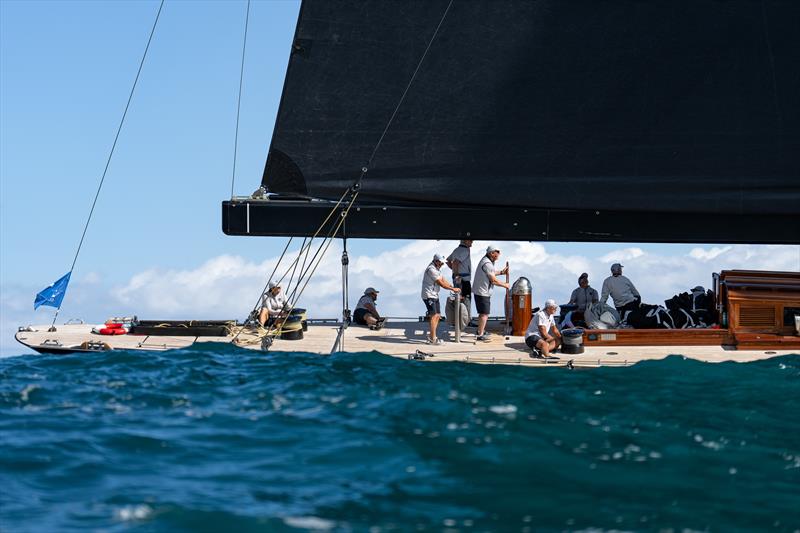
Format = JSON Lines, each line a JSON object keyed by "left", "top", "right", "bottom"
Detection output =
{"left": 15, "top": 321, "right": 796, "bottom": 368}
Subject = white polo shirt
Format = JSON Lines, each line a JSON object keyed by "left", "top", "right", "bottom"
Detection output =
{"left": 421, "top": 263, "right": 442, "bottom": 299}
{"left": 525, "top": 309, "right": 555, "bottom": 339}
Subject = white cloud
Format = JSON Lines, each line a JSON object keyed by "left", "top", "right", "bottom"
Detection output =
{"left": 689, "top": 246, "right": 733, "bottom": 261}
{"left": 599, "top": 247, "right": 645, "bottom": 263}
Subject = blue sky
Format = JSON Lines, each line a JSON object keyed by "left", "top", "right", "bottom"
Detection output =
{"left": 1, "top": 1, "right": 798, "bottom": 356}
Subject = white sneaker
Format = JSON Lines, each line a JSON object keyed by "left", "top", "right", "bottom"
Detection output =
{"left": 426, "top": 337, "right": 444, "bottom": 345}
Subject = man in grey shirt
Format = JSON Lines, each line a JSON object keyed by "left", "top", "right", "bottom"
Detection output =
{"left": 472, "top": 245, "right": 509, "bottom": 341}
{"left": 569, "top": 272, "right": 599, "bottom": 312}
{"left": 600, "top": 263, "right": 641, "bottom": 314}
{"left": 421, "top": 254, "right": 460, "bottom": 345}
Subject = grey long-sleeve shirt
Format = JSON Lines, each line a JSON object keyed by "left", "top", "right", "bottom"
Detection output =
{"left": 569, "top": 286, "right": 599, "bottom": 312}
{"left": 600, "top": 275, "right": 640, "bottom": 308}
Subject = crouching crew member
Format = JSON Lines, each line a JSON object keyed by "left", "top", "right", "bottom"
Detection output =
{"left": 525, "top": 299, "right": 562, "bottom": 359}
{"left": 259, "top": 281, "right": 288, "bottom": 326}
{"left": 354, "top": 287, "right": 384, "bottom": 329}
{"left": 600, "top": 263, "right": 641, "bottom": 315}
{"left": 472, "top": 245, "right": 509, "bottom": 341}
{"left": 421, "top": 254, "right": 460, "bottom": 345}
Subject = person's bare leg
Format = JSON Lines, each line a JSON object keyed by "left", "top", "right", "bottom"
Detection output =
{"left": 258, "top": 308, "right": 269, "bottom": 327}
{"left": 430, "top": 314, "right": 440, "bottom": 341}
{"left": 537, "top": 338, "right": 550, "bottom": 356}
{"left": 477, "top": 314, "right": 488, "bottom": 336}
{"left": 365, "top": 314, "right": 377, "bottom": 326}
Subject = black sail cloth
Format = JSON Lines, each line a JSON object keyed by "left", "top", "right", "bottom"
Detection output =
{"left": 223, "top": 0, "right": 800, "bottom": 243}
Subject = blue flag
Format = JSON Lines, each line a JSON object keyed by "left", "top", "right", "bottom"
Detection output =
{"left": 34, "top": 272, "right": 72, "bottom": 310}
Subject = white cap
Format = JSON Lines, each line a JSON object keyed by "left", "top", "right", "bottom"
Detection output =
{"left": 545, "top": 298, "right": 557, "bottom": 308}
{"left": 486, "top": 245, "right": 500, "bottom": 253}
{"left": 433, "top": 254, "right": 446, "bottom": 263}
{"left": 268, "top": 281, "right": 280, "bottom": 289}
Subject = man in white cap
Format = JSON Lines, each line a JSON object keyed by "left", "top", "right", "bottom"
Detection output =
{"left": 354, "top": 287, "right": 384, "bottom": 329}
{"left": 421, "top": 254, "right": 461, "bottom": 345}
{"left": 525, "top": 299, "right": 562, "bottom": 359}
{"left": 600, "top": 263, "right": 641, "bottom": 315}
{"left": 259, "top": 281, "right": 288, "bottom": 326}
{"left": 472, "top": 245, "right": 509, "bottom": 341}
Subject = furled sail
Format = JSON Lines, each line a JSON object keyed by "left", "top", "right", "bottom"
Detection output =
{"left": 223, "top": 0, "right": 800, "bottom": 243}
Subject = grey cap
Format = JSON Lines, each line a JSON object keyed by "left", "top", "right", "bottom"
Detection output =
{"left": 545, "top": 298, "right": 558, "bottom": 308}
{"left": 486, "top": 245, "right": 500, "bottom": 253}
{"left": 364, "top": 287, "right": 379, "bottom": 294}
{"left": 611, "top": 263, "right": 623, "bottom": 273}
{"left": 433, "top": 254, "right": 446, "bottom": 263}
{"left": 268, "top": 281, "right": 280, "bottom": 289}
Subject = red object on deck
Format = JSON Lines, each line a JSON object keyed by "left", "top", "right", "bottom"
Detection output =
{"left": 98, "top": 327, "right": 127, "bottom": 335}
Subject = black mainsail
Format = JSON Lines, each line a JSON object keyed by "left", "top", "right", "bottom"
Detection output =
{"left": 223, "top": 0, "right": 800, "bottom": 243}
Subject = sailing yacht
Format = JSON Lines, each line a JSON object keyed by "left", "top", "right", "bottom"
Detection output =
{"left": 16, "top": 0, "right": 800, "bottom": 364}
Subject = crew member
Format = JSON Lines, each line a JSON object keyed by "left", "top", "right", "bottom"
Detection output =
{"left": 472, "top": 245, "right": 510, "bottom": 342}
{"left": 421, "top": 254, "right": 460, "bottom": 345}
{"left": 259, "top": 281, "right": 288, "bottom": 326}
{"left": 525, "top": 299, "right": 562, "bottom": 359}
{"left": 354, "top": 287, "right": 384, "bottom": 329}
{"left": 569, "top": 272, "right": 599, "bottom": 312}
{"left": 446, "top": 240, "right": 473, "bottom": 302}
{"left": 600, "top": 263, "right": 641, "bottom": 315}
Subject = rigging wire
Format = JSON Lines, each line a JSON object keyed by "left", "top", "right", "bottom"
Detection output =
{"left": 50, "top": 0, "right": 165, "bottom": 328}
{"left": 230, "top": 0, "right": 251, "bottom": 199}
{"left": 238, "top": 0, "right": 454, "bottom": 346}
{"left": 362, "top": 0, "right": 453, "bottom": 176}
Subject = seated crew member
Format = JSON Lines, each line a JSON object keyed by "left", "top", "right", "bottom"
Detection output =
{"left": 525, "top": 299, "right": 562, "bottom": 359}
{"left": 421, "top": 254, "right": 460, "bottom": 345}
{"left": 446, "top": 240, "right": 473, "bottom": 303}
{"left": 259, "top": 281, "right": 288, "bottom": 326}
{"left": 354, "top": 287, "right": 383, "bottom": 328}
{"left": 600, "top": 263, "right": 641, "bottom": 315}
{"left": 569, "top": 272, "right": 599, "bottom": 312}
{"left": 472, "top": 245, "right": 510, "bottom": 341}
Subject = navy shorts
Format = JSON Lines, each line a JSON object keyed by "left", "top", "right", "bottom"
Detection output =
{"left": 353, "top": 308, "right": 370, "bottom": 325}
{"left": 525, "top": 335, "right": 543, "bottom": 349}
{"left": 474, "top": 295, "right": 491, "bottom": 315}
{"left": 423, "top": 298, "right": 441, "bottom": 316}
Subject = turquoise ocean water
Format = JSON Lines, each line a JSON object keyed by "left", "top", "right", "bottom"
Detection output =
{"left": 1, "top": 345, "right": 799, "bottom": 532}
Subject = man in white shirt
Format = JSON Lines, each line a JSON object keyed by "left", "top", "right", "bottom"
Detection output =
{"left": 354, "top": 287, "right": 384, "bottom": 329}
{"left": 421, "top": 254, "right": 460, "bottom": 345}
{"left": 525, "top": 299, "right": 562, "bottom": 359}
{"left": 446, "top": 240, "right": 473, "bottom": 303}
{"left": 600, "top": 263, "right": 641, "bottom": 315}
{"left": 259, "top": 281, "right": 288, "bottom": 326}
{"left": 472, "top": 245, "right": 509, "bottom": 341}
